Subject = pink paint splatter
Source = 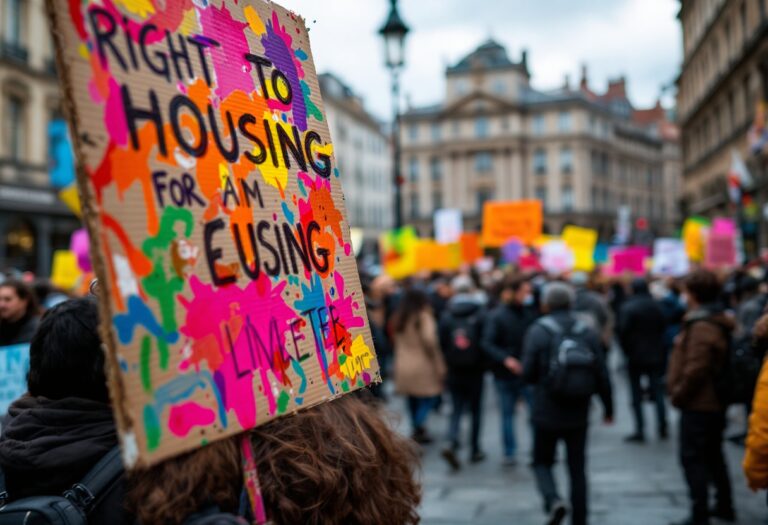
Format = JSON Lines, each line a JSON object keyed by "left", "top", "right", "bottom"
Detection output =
{"left": 198, "top": 4, "right": 254, "bottom": 99}
{"left": 168, "top": 401, "right": 216, "bottom": 437}
{"left": 104, "top": 79, "right": 128, "bottom": 146}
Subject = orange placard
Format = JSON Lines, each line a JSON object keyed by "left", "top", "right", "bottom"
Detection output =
{"left": 415, "top": 240, "right": 461, "bottom": 272}
{"left": 482, "top": 200, "right": 543, "bottom": 247}
{"left": 459, "top": 233, "right": 483, "bottom": 264}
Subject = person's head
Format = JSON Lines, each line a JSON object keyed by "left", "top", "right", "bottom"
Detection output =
{"left": 631, "top": 278, "right": 650, "bottom": 296}
{"left": 450, "top": 274, "right": 474, "bottom": 295}
{"left": 502, "top": 276, "right": 532, "bottom": 306}
{"left": 684, "top": 269, "right": 722, "bottom": 309}
{"left": 739, "top": 276, "right": 760, "bottom": 300}
{"left": 542, "top": 281, "right": 575, "bottom": 313}
{"left": 570, "top": 271, "right": 589, "bottom": 289}
{"left": 251, "top": 394, "right": 421, "bottom": 525}
{"left": 0, "top": 280, "right": 37, "bottom": 323}
{"left": 393, "top": 288, "right": 430, "bottom": 333}
{"left": 128, "top": 438, "right": 242, "bottom": 525}
{"left": 27, "top": 296, "right": 109, "bottom": 403}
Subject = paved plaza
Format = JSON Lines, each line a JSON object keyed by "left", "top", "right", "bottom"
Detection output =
{"left": 386, "top": 365, "right": 768, "bottom": 525}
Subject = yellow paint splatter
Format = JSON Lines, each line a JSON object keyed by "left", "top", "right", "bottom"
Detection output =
{"left": 340, "top": 335, "right": 374, "bottom": 381}
{"left": 218, "top": 163, "right": 230, "bottom": 190}
{"left": 257, "top": 112, "right": 288, "bottom": 191}
{"left": 114, "top": 0, "right": 155, "bottom": 18}
{"left": 244, "top": 6, "right": 266, "bottom": 35}
{"left": 78, "top": 43, "right": 90, "bottom": 60}
{"left": 311, "top": 141, "right": 334, "bottom": 158}
{"left": 179, "top": 8, "right": 200, "bottom": 36}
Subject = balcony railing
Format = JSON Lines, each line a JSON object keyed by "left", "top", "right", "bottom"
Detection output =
{"left": 0, "top": 40, "right": 28, "bottom": 64}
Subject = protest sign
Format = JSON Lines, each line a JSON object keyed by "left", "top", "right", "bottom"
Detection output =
{"left": 48, "top": 0, "right": 378, "bottom": 467}
{"left": 706, "top": 233, "right": 737, "bottom": 269}
{"left": 562, "top": 226, "right": 598, "bottom": 272}
{"left": 540, "top": 240, "right": 575, "bottom": 275}
{"left": 482, "top": 200, "right": 542, "bottom": 247}
{"left": 0, "top": 345, "right": 29, "bottom": 414}
{"left": 71, "top": 228, "right": 92, "bottom": 272}
{"left": 611, "top": 246, "right": 649, "bottom": 275}
{"left": 459, "top": 233, "right": 483, "bottom": 264}
{"left": 501, "top": 238, "right": 524, "bottom": 264}
{"left": 434, "top": 209, "right": 463, "bottom": 244}
{"left": 416, "top": 240, "right": 461, "bottom": 272}
{"left": 50, "top": 250, "right": 82, "bottom": 290}
{"left": 683, "top": 217, "right": 709, "bottom": 262}
{"left": 381, "top": 226, "right": 419, "bottom": 279}
{"left": 652, "top": 238, "right": 689, "bottom": 277}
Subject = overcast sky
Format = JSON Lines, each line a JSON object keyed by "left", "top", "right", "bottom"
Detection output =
{"left": 283, "top": 0, "right": 682, "bottom": 121}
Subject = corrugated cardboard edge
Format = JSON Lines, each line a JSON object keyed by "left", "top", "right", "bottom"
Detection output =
{"left": 44, "top": 0, "right": 136, "bottom": 467}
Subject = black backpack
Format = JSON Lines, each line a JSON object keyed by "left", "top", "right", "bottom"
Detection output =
{"left": 538, "top": 316, "right": 598, "bottom": 402}
{"left": 442, "top": 310, "right": 484, "bottom": 369}
{"left": 0, "top": 447, "right": 123, "bottom": 525}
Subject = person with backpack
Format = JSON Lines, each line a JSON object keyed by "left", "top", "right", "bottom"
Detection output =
{"left": 667, "top": 270, "right": 735, "bottom": 525}
{"left": 522, "top": 282, "right": 613, "bottom": 525}
{"left": 438, "top": 275, "right": 487, "bottom": 470}
{"left": 618, "top": 278, "right": 669, "bottom": 443}
{"left": 481, "top": 276, "right": 537, "bottom": 466}
{"left": 0, "top": 297, "right": 130, "bottom": 524}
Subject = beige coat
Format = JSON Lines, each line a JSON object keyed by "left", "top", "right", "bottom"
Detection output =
{"left": 393, "top": 309, "right": 446, "bottom": 397}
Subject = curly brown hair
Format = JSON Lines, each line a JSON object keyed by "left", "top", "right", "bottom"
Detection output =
{"left": 251, "top": 393, "right": 422, "bottom": 525}
{"left": 127, "top": 437, "right": 242, "bottom": 525}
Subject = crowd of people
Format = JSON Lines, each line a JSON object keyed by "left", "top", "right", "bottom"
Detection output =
{"left": 4, "top": 262, "right": 768, "bottom": 523}
{"left": 363, "top": 264, "right": 768, "bottom": 525}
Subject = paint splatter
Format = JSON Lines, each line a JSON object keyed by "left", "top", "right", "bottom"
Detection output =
{"left": 168, "top": 402, "right": 216, "bottom": 437}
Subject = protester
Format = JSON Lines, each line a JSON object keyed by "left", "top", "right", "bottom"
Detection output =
{"left": 481, "top": 276, "right": 537, "bottom": 466}
{"left": 658, "top": 279, "right": 686, "bottom": 357}
{"left": 0, "top": 297, "right": 129, "bottom": 523}
{"left": 392, "top": 287, "right": 447, "bottom": 443}
{"left": 667, "top": 270, "right": 735, "bottom": 525}
{"left": 249, "top": 393, "right": 421, "bottom": 524}
{"left": 523, "top": 282, "right": 614, "bottom": 525}
{"left": 618, "top": 278, "right": 669, "bottom": 442}
{"left": 438, "top": 275, "right": 487, "bottom": 470}
{"left": 0, "top": 279, "right": 40, "bottom": 346}
{"left": 744, "top": 357, "right": 768, "bottom": 493}
{"left": 571, "top": 272, "right": 613, "bottom": 348}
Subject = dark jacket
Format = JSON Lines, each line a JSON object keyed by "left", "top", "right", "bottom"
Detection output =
{"left": 0, "top": 396, "right": 130, "bottom": 524}
{"left": 0, "top": 315, "right": 39, "bottom": 346}
{"left": 481, "top": 302, "right": 537, "bottom": 380}
{"left": 659, "top": 292, "right": 686, "bottom": 351}
{"left": 439, "top": 294, "right": 486, "bottom": 381}
{"left": 522, "top": 311, "right": 613, "bottom": 430}
{"left": 618, "top": 293, "right": 667, "bottom": 369}
{"left": 667, "top": 306, "right": 734, "bottom": 412}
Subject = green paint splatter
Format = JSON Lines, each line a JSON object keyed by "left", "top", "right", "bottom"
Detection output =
{"left": 277, "top": 391, "right": 291, "bottom": 414}
{"left": 201, "top": 438, "right": 209, "bottom": 447}
{"left": 338, "top": 354, "right": 347, "bottom": 365}
{"left": 341, "top": 380, "right": 350, "bottom": 393}
{"left": 143, "top": 405, "right": 161, "bottom": 451}
{"left": 301, "top": 80, "right": 323, "bottom": 122}
{"left": 140, "top": 335, "right": 152, "bottom": 392}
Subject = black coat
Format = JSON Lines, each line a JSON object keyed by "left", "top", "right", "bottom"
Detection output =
{"left": 481, "top": 303, "right": 537, "bottom": 380}
{"left": 439, "top": 295, "right": 486, "bottom": 383}
{"left": 522, "top": 311, "right": 614, "bottom": 430}
{"left": 0, "top": 396, "right": 131, "bottom": 524}
{"left": 0, "top": 315, "right": 39, "bottom": 347}
{"left": 618, "top": 294, "right": 667, "bottom": 369}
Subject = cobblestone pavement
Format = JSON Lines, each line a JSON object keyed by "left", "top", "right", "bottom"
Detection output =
{"left": 385, "top": 365, "right": 768, "bottom": 525}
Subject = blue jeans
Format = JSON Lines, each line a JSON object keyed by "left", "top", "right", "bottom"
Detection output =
{"left": 495, "top": 378, "right": 533, "bottom": 458}
{"left": 407, "top": 396, "right": 439, "bottom": 431}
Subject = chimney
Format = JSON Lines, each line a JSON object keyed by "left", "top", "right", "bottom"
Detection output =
{"left": 607, "top": 76, "right": 627, "bottom": 99}
{"left": 580, "top": 63, "right": 588, "bottom": 90}
{"left": 563, "top": 74, "right": 571, "bottom": 91}
{"left": 521, "top": 48, "right": 528, "bottom": 71}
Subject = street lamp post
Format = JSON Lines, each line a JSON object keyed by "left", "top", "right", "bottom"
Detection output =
{"left": 379, "top": 0, "right": 409, "bottom": 230}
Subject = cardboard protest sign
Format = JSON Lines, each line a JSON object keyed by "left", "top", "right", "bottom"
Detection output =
{"left": 562, "top": 226, "right": 598, "bottom": 272}
{"left": 652, "top": 238, "right": 689, "bottom": 277}
{"left": 415, "top": 240, "right": 461, "bottom": 272}
{"left": 540, "top": 240, "right": 574, "bottom": 275}
{"left": 611, "top": 246, "right": 650, "bottom": 275}
{"left": 459, "top": 233, "right": 483, "bottom": 264}
{"left": 48, "top": 0, "right": 378, "bottom": 467}
{"left": 434, "top": 209, "right": 463, "bottom": 244}
{"left": 482, "top": 200, "right": 542, "bottom": 247}
{"left": 0, "top": 345, "right": 29, "bottom": 414}
{"left": 50, "top": 250, "right": 82, "bottom": 290}
{"left": 706, "top": 233, "right": 737, "bottom": 269}
{"left": 683, "top": 217, "right": 709, "bottom": 262}
{"left": 381, "top": 226, "right": 419, "bottom": 279}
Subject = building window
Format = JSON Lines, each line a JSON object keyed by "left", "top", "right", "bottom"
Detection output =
{"left": 532, "top": 114, "right": 545, "bottom": 135}
{"left": 430, "top": 157, "right": 442, "bottom": 181}
{"left": 4, "top": 0, "right": 22, "bottom": 46}
{"left": 560, "top": 147, "right": 573, "bottom": 174}
{"left": 476, "top": 189, "right": 492, "bottom": 213}
{"left": 493, "top": 80, "right": 506, "bottom": 95}
{"left": 475, "top": 116, "right": 489, "bottom": 138}
{"left": 562, "top": 185, "right": 574, "bottom": 211}
{"left": 452, "top": 120, "right": 460, "bottom": 137}
{"left": 535, "top": 187, "right": 547, "bottom": 208}
{"left": 533, "top": 148, "right": 547, "bottom": 175}
{"left": 408, "top": 124, "right": 419, "bottom": 140}
{"left": 475, "top": 152, "right": 493, "bottom": 172}
{"left": 409, "top": 193, "right": 419, "bottom": 219}
{"left": 431, "top": 123, "right": 441, "bottom": 142}
{"left": 558, "top": 111, "right": 572, "bottom": 133}
{"left": 456, "top": 80, "right": 468, "bottom": 96}
{"left": 432, "top": 191, "right": 443, "bottom": 210}
{"left": 408, "top": 156, "right": 418, "bottom": 182}
{"left": 6, "top": 94, "right": 25, "bottom": 160}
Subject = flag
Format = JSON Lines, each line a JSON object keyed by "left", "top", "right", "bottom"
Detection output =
{"left": 728, "top": 149, "right": 753, "bottom": 203}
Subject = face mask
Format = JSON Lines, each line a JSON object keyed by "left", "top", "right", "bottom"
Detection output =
{"left": 523, "top": 295, "right": 535, "bottom": 306}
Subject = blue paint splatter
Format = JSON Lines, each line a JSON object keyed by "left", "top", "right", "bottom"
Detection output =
{"left": 297, "top": 176, "right": 308, "bottom": 197}
{"left": 333, "top": 168, "right": 340, "bottom": 179}
{"left": 294, "top": 274, "right": 334, "bottom": 394}
{"left": 287, "top": 275, "right": 300, "bottom": 286}
{"left": 295, "top": 48, "right": 308, "bottom": 60}
{"left": 291, "top": 358, "right": 307, "bottom": 405}
{"left": 113, "top": 296, "right": 178, "bottom": 345}
{"left": 281, "top": 201, "right": 295, "bottom": 224}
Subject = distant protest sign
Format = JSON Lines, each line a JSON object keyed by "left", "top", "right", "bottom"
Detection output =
{"left": 434, "top": 209, "right": 462, "bottom": 244}
{"left": 48, "top": 0, "right": 378, "bottom": 467}
{"left": 482, "top": 200, "right": 543, "bottom": 247}
{"left": 0, "top": 345, "right": 29, "bottom": 414}
{"left": 562, "top": 226, "right": 598, "bottom": 272}
{"left": 652, "top": 238, "right": 689, "bottom": 277}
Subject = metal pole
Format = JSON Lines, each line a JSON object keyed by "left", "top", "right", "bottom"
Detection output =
{"left": 391, "top": 69, "right": 403, "bottom": 229}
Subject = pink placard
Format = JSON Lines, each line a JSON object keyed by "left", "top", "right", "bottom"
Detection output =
{"left": 70, "top": 228, "right": 91, "bottom": 273}
{"left": 611, "top": 246, "right": 650, "bottom": 275}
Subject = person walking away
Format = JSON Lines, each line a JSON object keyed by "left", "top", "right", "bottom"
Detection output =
{"left": 667, "top": 270, "right": 735, "bottom": 525}
{"left": 571, "top": 272, "right": 613, "bottom": 351}
{"left": 523, "top": 282, "right": 613, "bottom": 525}
{"left": 658, "top": 279, "right": 686, "bottom": 359}
{"left": 438, "top": 276, "right": 487, "bottom": 470}
{"left": 744, "top": 357, "right": 768, "bottom": 496}
{"left": 393, "top": 288, "right": 447, "bottom": 444}
{"left": 0, "top": 280, "right": 40, "bottom": 346}
{"left": 618, "top": 278, "right": 669, "bottom": 442}
{"left": 481, "top": 276, "right": 538, "bottom": 466}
